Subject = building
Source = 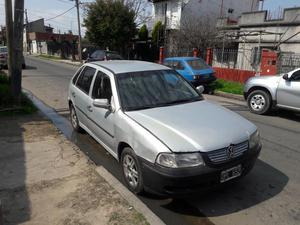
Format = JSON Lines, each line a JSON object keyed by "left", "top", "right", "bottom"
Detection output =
{"left": 151, "top": 0, "right": 261, "bottom": 30}
{"left": 217, "top": 7, "right": 300, "bottom": 72}
{"left": 24, "top": 19, "right": 78, "bottom": 56}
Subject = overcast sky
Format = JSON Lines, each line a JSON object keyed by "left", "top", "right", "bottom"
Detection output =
{"left": 0, "top": 0, "right": 300, "bottom": 35}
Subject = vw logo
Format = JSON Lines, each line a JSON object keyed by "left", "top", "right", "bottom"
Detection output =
{"left": 226, "top": 145, "right": 235, "bottom": 159}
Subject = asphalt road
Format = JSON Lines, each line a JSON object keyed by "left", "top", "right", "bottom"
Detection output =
{"left": 23, "top": 56, "right": 300, "bottom": 225}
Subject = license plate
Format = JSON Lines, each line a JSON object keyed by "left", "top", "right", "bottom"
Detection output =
{"left": 220, "top": 165, "right": 242, "bottom": 183}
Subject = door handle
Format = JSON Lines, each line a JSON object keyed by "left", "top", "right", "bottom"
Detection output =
{"left": 71, "top": 92, "right": 76, "bottom": 98}
{"left": 87, "top": 105, "right": 93, "bottom": 112}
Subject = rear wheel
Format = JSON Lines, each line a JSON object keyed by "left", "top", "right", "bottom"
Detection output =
{"left": 70, "top": 104, "right": 83, "bottom": 132}
{"left": 247, "top": 90, "right": 272, "bottom": 115}
{"left": 121, "top": 147, "right": 144, "bottom": 195}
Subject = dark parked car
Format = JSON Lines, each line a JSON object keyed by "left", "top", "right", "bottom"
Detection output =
{"left": 85, "top": 50, "right": 123, "bottom": 62}
{"left": 0, "top": 46, "right": 26, "bottom": 69}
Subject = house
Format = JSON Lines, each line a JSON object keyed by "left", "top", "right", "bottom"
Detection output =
{"left": 151, "top": 0, "right": 261, "bottom": 30}
{"left": 217, "top": 7, "right": 300, "bottom": 72}
{"left": 23, "top": 19, "right": 78, "bottom": 56}
{"left": 150, "top": 0, "right": 262, "bottom": 56}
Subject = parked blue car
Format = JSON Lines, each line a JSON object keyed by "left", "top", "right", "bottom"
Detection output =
{"left": 163, "top": 57, "right": 216, "bottom": 89}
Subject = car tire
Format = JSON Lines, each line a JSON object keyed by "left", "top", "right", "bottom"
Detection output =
{"left": 70, "top": 104, "right": 83, "bottom": 132}
{"left": 121, "top": 147, "right": 144, "bottom": 195}
{"left": 247, "top": 90, "right": 271, "bottom": 115}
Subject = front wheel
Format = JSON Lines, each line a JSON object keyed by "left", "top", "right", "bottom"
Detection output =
{"left": 247, "top": 90, "right": 272, "bottom": 115}
{"left": 121, "top": 147, "right": 144, "bottom": 195}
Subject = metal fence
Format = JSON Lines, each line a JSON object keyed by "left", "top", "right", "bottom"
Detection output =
{"left": 277, "top": 53, "right": 300, "bottom": 74}
{"left": 212, "top": 48, "right": 258, "bottom": 72}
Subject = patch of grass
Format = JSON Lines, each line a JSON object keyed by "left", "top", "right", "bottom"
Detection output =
{"left": 211, "top": 79, "right": 244, "bottom": 95}
{"left": 0, "top": 72, "right": 37, "bottom": 116}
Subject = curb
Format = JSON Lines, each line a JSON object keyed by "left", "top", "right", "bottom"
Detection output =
{"left": 214, "top": 91, "right": 245, "bottom": 101}
{"left": 96, "top": 166, "right": 166, "bottom": 225}
{"left": 32, "top": 55, "right": 82, "bottom": 67}
{"left": 0, "top": 200, "right": 3, "bottom": 225}
{"left": 23, "top": 90, "right": 165, "bottom": 225}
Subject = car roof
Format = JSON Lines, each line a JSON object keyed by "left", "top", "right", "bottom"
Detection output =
{"left": 164, "top": 57, "right": 200, "bottom": 61}
{"left": 88, "top": 60, "right": 171, "bottom": 74}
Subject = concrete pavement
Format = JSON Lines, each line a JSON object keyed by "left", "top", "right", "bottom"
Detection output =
{"left": 0, "top": 113, "right": 150, "bottom": 225}
{"left": 22, "top": 55, "right": 300, "bottom": 225}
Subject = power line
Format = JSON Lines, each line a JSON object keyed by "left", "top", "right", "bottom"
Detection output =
{"left": 45, "top": 6, "right": 75, "bottom": 21}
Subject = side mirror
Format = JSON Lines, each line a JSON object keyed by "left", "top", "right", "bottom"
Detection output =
{"left": 283, "top": 74, "right": 290, "bottom": 81}
{"left": 93, "top": 99, "right": 110, "bottom": 109}
{"left": 196, "top": 85, "right": 205, "bottom": 94}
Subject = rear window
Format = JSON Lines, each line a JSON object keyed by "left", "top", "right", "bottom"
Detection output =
{"left": 187, "top": 59, "right": 209, "bottom": 70}
{"left": 106, "top": 52, "right": 123, "bottom": 60}
{"left": 76, "top": 66, "right": 96, "bottom": 94}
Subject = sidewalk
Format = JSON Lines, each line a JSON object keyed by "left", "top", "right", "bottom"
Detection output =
{"left": 0, "top": 113, "right": 149, "bottom": 225}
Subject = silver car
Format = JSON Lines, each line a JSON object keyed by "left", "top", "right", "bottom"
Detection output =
{"left": 244, "top": 69, "right": 300, "bottom": 114}
{"left": 68, "top": 61, "right": 261, "bottom": 196}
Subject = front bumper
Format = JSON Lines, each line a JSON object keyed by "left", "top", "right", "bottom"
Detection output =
{"left": 190, "top": 75, "right": 217, "bottom": 86}
{"left": 140, "top": 144, "right": 261, "bottom": 196}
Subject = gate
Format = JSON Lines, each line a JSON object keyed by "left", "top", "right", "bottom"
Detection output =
{"left": 278, "top": 53, "right": 300, "bottom": 73}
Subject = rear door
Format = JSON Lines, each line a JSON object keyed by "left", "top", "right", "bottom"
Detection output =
{"left": 73, "top": 66, "right": 96, "bottom": 128}
{"left": 277, "top": 69, "right": 300, "bottom": 110}
{"left": 89, "top": 70, "right": 116, "bottom": 153}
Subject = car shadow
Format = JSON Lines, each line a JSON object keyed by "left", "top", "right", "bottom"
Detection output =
{"left": 268, "top": 109, "right": 300, "bottom": 122}
{"left": 161, "top": 159, "right": 288, "bottom": 218}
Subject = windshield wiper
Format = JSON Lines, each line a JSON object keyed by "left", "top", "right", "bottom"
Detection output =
{"left": 162, "top": 97, "right": 202, "bottom": 106}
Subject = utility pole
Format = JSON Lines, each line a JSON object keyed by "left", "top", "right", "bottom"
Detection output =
{"left": 25, "top": 9, "right": 29, "bottom": 54}
{"left": 12, "top": 0, "right": 25, "bottom": 100}
{"left": 71, "top": 0, "right": 82, "bottom": 62}
{"left": 4, "top": 0, "right": 13, "bottom": 79}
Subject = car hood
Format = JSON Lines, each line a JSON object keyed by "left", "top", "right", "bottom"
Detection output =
{"left": 248, "top": 74, "right": 282, "bottom": 83}
{"left": 126, "top": 101, "right": 257, "bottom": 153}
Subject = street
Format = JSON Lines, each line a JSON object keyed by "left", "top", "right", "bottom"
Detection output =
{"left": 23, "top": 56, "right": 300, "bottom": 225}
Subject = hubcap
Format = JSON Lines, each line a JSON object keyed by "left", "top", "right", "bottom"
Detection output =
{"left": 71, "top": 108, "right": 78, "bottom": 128}
{"left": 123, "top": 155, "right": 139, "bottom": 188}
{"left": 250, "top": 94, "right": 266, "bottom": 111}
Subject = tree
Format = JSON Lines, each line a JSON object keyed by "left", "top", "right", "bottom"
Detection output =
{"left": 121, "top": 0, "right": 152, "bottom": 26}
{"left": 169, "top": 15, "right": 218, "bottom": 56}
{"left": 138, "top": 24, "right": 148, "bottom": 41}
{"left": 84, "top": 0, "right": 136, "bottom": 52}
{"left": 151, "top": 21, "right": 164, "bottom": 47}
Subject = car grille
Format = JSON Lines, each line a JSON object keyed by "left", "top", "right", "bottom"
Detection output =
{"left": 207, "top": 141, "right": 249, "bottom": 164}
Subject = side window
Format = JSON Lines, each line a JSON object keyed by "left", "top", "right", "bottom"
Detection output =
{"left": 92, "top": 71, "right": 112, "bottom": 101}
{"left": 72, "top": 66, "right": 84, "bottom": 85}
{"left": 91, "top": 50, "right": 105, "bottom": 59}
{"left": 76, "top": 66, "right": 96, "bottom": 94}
{"left": 291, "top": 70, "right": 300, "bottom": 81}
{"left": 174, "top": 61, "right": 184, "bottom": 70}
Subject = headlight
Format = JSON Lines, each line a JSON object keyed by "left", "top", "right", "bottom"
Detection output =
{"left": 156, "top": 152, "right": 204, "bottom": 168}
{"left": 249, "top": 130, "right": 260, "bottom": 149}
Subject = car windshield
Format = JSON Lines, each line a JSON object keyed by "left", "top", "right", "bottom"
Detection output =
{"left": 187, "top": 59, "right": 209, "bottom": 70}
{"left": 116, "top": 70, "right": 202, "bottom": 111}
{"left": 0, "top": 47, "right": 7, "bottom": 53}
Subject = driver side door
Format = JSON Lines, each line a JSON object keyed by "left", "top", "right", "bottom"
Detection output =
{"left": 277, "top": 69, "right": 300, "bottom": 110}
